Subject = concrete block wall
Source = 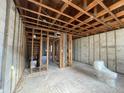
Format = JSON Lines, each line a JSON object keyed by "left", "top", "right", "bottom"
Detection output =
{"left": 0, "top": 0, "right": 26, "bottom": 93}
{"left": 73, "top": 28, "right": 124, "bottom": 74}
{"left": 0, "top": 0, "right": 6, "bottom": 83}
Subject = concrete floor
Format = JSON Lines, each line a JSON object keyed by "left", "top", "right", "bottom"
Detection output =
{"left": 16, "top": 62, "right": 124, "bottom": 93}
{"left": 0, "top": 80, "right": 1, "bottom": 88}
{"left": 0, "top": 80, "right": 2, "bottom": 93}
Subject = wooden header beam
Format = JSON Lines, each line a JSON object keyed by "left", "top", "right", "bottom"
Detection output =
{"left": 24, "top": 25, "right": 82, "bottom": 37}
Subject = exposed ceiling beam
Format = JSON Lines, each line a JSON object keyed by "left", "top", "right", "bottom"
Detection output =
{"left": 64, "top": 0, "right": 102, "bottom": 27}
{"left": 75, "top": 10, "right": 124, "bottom": 34}
{"left": 16, "top": 6, "right": 87, "bottom": 32}
{"left": 24, "top": 25, "right": 82, "bottom": 37}
{"left": 52, "top": 1, "right": 70, "bottom": 24}
{"left": 23, "top": 20, "right": 67, "bottom": 33}
{"left": 73, "top": 0, "right": 124, "bottom": 33}
{"left": 20, "top": 15, "right": 74, "bottom": 31}
{"left": 27, "top": 0, "right": 91, "bottom": 31}
{"left": 96, "top": 0, "right": 124, "bottom": 18}
{"left": 95, "top": 0, "right": 122, "bottom": 25}
{"left": 62, "top": 0, "right": 112, "bottom": 29}
{"left": 36, "top": 0, "right": 42, "bottom": 26}
{"left": 82, "top": 18, "right": 124, "bottom": 35}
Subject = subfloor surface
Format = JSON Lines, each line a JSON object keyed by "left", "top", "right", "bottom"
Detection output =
{"left": 16, "top": 62, "right": 124, "bottom": 93}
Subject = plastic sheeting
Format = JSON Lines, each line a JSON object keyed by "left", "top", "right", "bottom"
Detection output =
{"left": 94, "top": 61, "right": 118, "bottom": 87}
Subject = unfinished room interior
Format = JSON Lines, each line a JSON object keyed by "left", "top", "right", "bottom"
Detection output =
{"left": 0, "top": 0, "right": 124, "bottom": 93}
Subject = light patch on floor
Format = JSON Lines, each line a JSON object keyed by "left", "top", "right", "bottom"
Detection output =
{"left": 16, "top": 62, "right": 124, "bottom": 93}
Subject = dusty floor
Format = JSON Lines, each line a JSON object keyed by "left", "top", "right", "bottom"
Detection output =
{"left": 16, "top": 62, "right": 124, "bottom": 93}
{"left": 0, "top": 80, "right": 1, "bottom": 88}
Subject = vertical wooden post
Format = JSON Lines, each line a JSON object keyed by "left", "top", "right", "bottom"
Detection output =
{"left": 52, "top": 40, "right": 55, "bottom": 62}
{"left": 30, "top": 29, "right": 34, "bottom": 73}
{"left": 46, "top": 32, "right": 49, "bottom": 70}
{"left": 59, "top": 33, "right": 65, "bottom": 68}
{"left": 68, "top": 34, "right": 72, "bottom": 66}
{"left": 59, "top": 33, "right": 63, "bottom": 68}
{"left": 39, "top": 30, "right": 42, "bottom": 71}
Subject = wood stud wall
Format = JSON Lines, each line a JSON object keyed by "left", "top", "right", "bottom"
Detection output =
{"left": 29, "top": 30, "right": 73, "bottom": 71}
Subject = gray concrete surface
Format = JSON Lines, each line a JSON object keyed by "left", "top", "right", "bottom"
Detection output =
{"left": 73, "top": 28, "right": 124, "bottom": 74}
{"left": 0, "top": 0, "right": 6, "bottom": 83}
{"left": 16, "top": 62, "right": 124, "bottom": 93}
{"left": 0, "top": 0, "right": 26, "bottom": 93}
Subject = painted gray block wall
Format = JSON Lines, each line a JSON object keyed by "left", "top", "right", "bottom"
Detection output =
{"left": 0, "top": 0, "right": 6, "bottom": 82}
{"left": 3, "top": 1, "right": 15, "bottom": 92}
{"left": 107, "top": 31, "right": 116, "bottom": 71}
{"left": 116, "top": 29, "right": 124, "bottom": 73}
{"left": 100, "top": 33, "right": 107, "bottom": 66}
{"left": 73, "top": 28, "right": 124, "bottom": 74}
{"left": 0, "top": 0, "right": 26, "bottom": 93}
{"left": 89, "top": 36, "right": 94, "bottom": 65}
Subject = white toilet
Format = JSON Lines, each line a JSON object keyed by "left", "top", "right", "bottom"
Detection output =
{"left": 94, "top": 61, "right": 118, "bottom": 87}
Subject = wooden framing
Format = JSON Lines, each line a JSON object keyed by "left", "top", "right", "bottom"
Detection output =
{"left": 36, "top": 0, "right": 42, "bottom": 26}
{"left": 15, "top": 0, "right": 124, "bottom": 38}
{"left": 16, "top": 6, "right": 82, "bottom": 30}
{"left": 46, "top": 32, "right": 49, "bottom": 70}
{"left": 24, "top": 25, "right": 82, "bottom": 37}
{"left": 39, "top": 30, "right": 42, "bottom": 71}
{"left": 23, "top": 20, "right": 68, "bottom": 33}
{"left": 62, "top": 0, "right": 111, "bottom": 29}
{"left": 30, "top": 29, "right": 34, "bottom": 73}
{"left": 27, "top": 0, "right": 89, "bottom": 31}
{"left": 59, "top": 33, "right": 64, "bottom": 68}
{"left": 13, "top": 0, "right": 124, "bottom": 72}
{"left": 21, "top": 15, "right": 72, "bottom": 32}
{"left": 64, "top": 0, "right": 100, "bottom": 27}
{"left": 95, "top": 0, "right": 122, "bottom": 25}
{"left": 68, "top": 34, "right": 72, "bottom": 66}
{"left": 51, "top": 1, "right": 70, "bottom": 24}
